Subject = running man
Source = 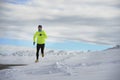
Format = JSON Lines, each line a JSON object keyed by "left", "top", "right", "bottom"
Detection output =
{"left": 33, "top": 25, "right": 47, "bottom": 63}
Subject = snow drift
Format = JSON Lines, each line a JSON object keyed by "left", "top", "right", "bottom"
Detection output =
{"left": 0, "top": 45, "right": 120, "bottom": 80}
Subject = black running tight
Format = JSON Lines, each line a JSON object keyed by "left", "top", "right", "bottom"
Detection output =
{"left": 36, "top": 44, "right": 45, "bottom": 60}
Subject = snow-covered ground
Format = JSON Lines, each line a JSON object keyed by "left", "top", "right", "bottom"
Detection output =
{"left": 0, "top": 45, "right": 120, "bottom": 80}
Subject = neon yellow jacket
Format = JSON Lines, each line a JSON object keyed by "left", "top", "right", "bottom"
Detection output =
{"left": 33, "top": 30, "right": 47, "bottom": 44}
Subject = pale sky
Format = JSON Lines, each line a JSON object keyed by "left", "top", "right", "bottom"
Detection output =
{"left": 0, "top": 0, "right": 120, "bottom": 50}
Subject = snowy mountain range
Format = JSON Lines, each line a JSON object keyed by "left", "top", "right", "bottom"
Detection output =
{"left": 0, "top": 45, "right": 120, "bottom": 80}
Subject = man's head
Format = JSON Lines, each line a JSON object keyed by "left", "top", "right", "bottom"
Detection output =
{"left": 38, "top": 25, "right": 42, "bottom": 31}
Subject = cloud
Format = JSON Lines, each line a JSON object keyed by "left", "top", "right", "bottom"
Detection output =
{"left": 0, "top": 0, "right": 120, "bottom": 45}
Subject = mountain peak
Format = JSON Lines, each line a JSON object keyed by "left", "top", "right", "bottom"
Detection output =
{"left": 106, "top": 45, "right": 120, "bottom": 50}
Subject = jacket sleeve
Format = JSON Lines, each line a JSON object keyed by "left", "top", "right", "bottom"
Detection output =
{"left": 43, "top": 31, "right": 48, "bottom": 39}
{"left": 33, "top": 32, "right": 37, "bottom": 42}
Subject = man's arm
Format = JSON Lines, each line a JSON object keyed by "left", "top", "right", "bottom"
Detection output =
{"left": 43, "top": 31, "right": 47, "bottom": 39}
{"left": 33, "top": 32, "right": 37, "bottom": 45}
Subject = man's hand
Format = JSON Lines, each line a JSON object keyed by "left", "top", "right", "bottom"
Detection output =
{"left": 33, "top": 42, "right": 35, "bottom": 45}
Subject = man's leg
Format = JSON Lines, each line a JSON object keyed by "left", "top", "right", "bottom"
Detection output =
{"left": 36, "top": 44, "right": 40, "bottom": 61}
{"left": 41, "top": 44, "right": 45, "bottom": 57}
